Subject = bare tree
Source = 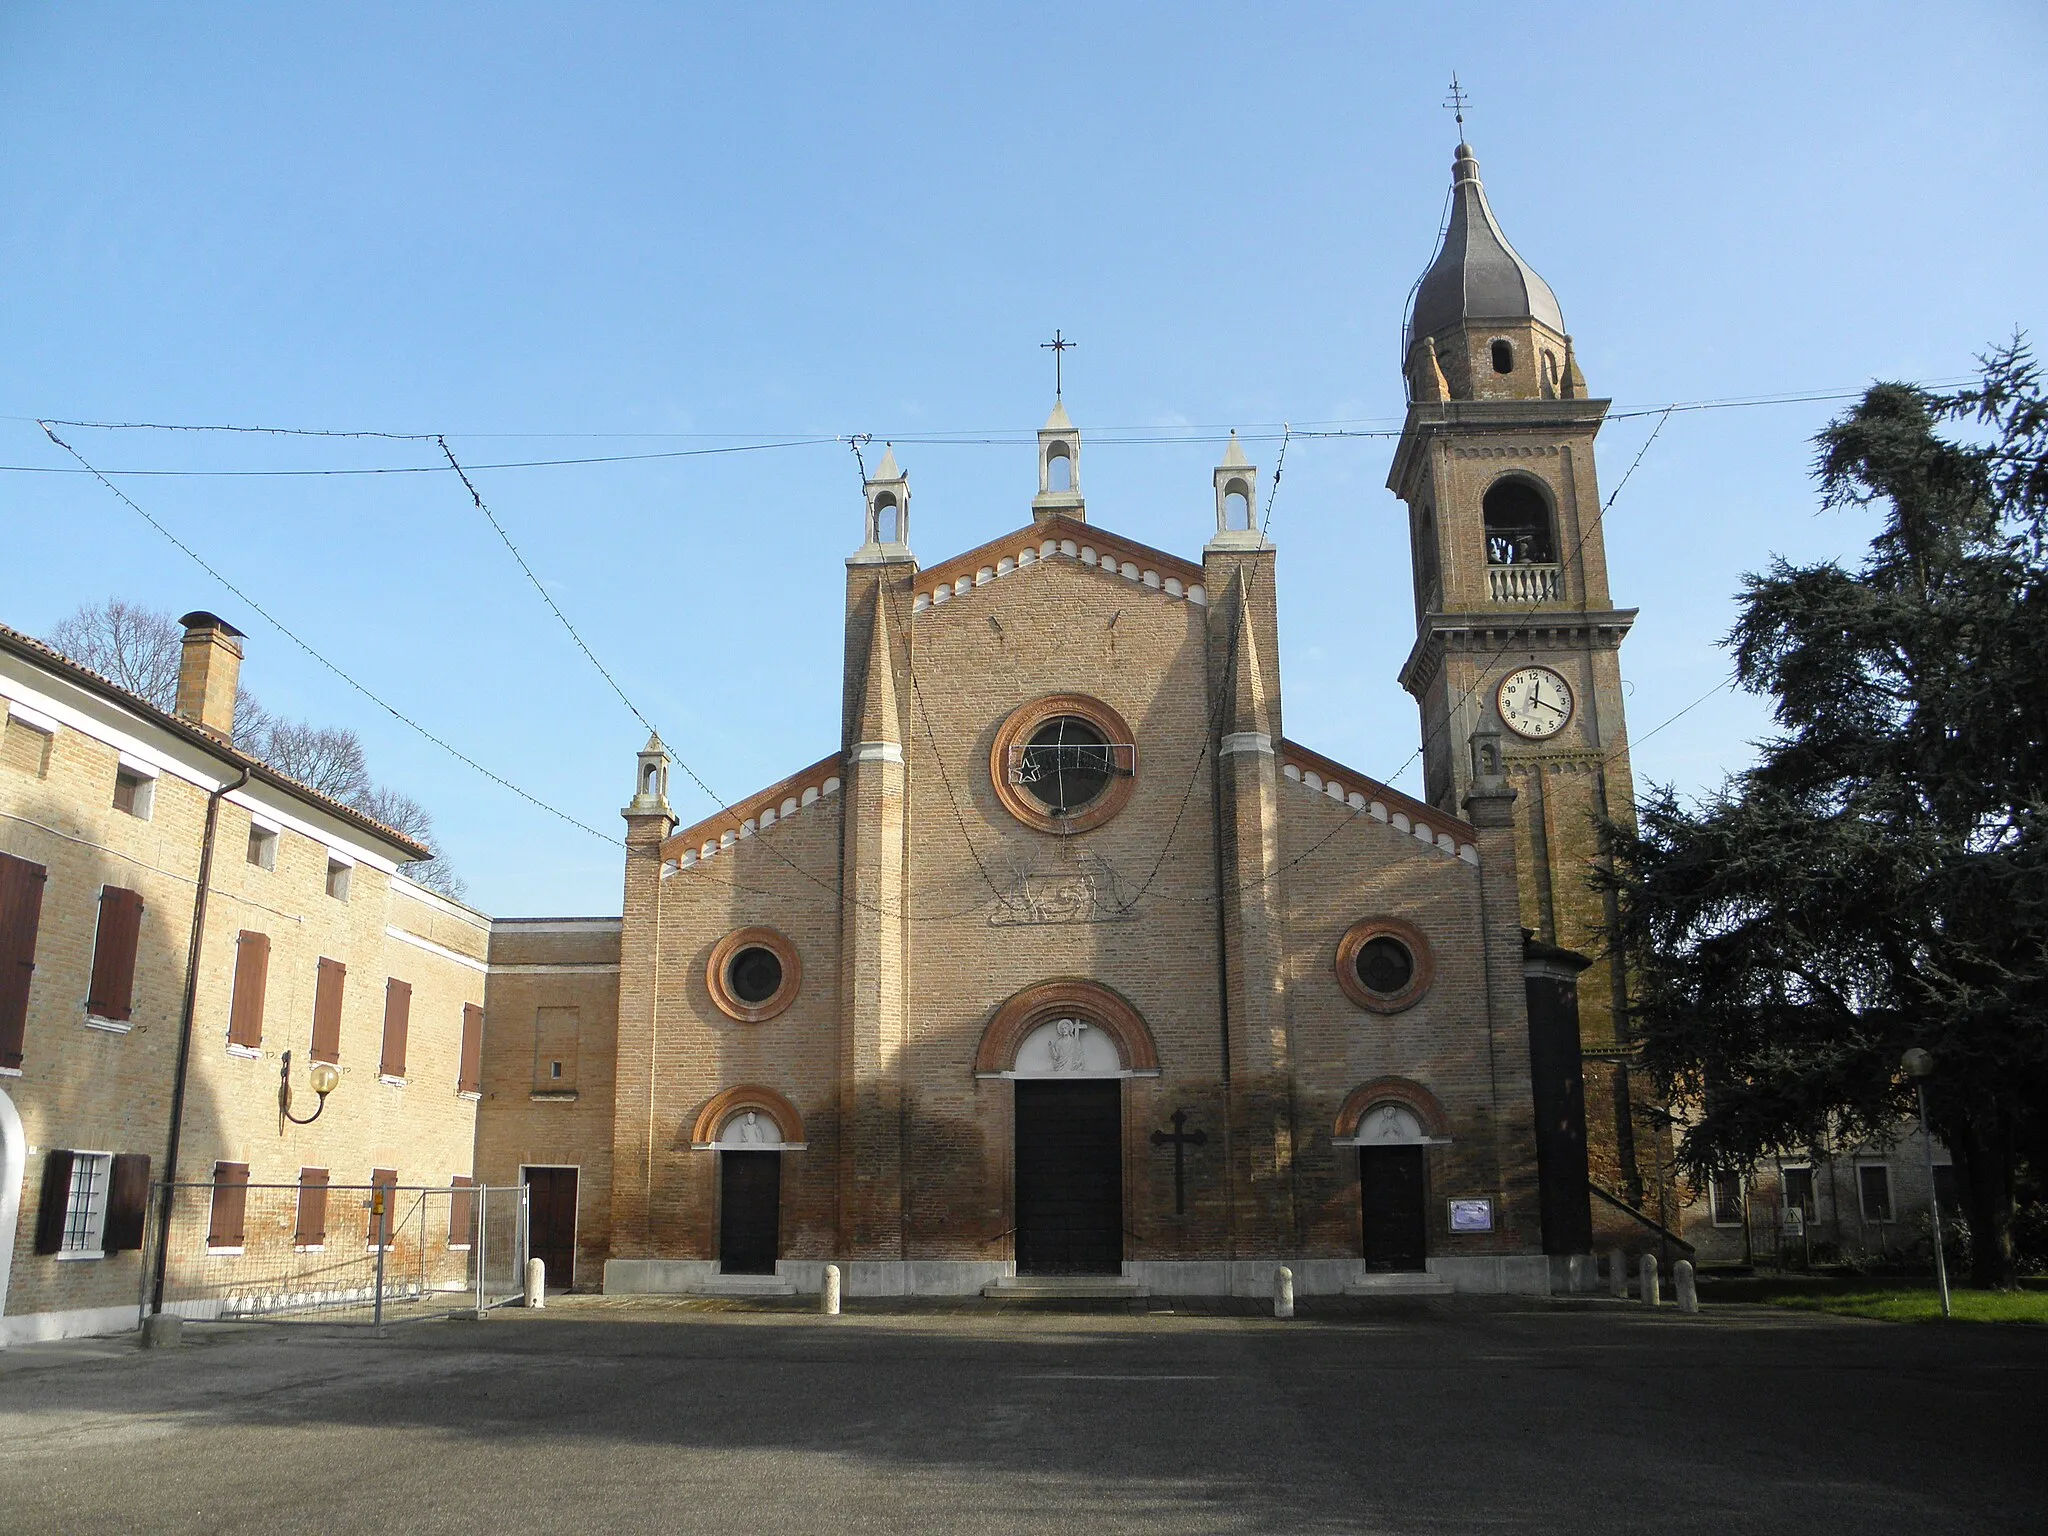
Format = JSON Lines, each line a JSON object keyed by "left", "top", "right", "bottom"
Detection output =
{"left": 44, "top": 597, "right": 465, "bottom": 898}
{"left": 47, "top": 599, "right": 183, "bottom": 710}
{"left": 257, "top": 719, "right": 370, "bottom": 802}
{"left": 353, "top": 785, "right": 468, "bottom": 901}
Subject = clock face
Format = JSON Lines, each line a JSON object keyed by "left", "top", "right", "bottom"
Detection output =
{"left": 1497, "top": 666, "right": 1574, "bottom": 740}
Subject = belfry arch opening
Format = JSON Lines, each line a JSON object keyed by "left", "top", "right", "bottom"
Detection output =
{"left": 1222, "top": 477, "right": 1252, "bottom": 531}
{"left": 873, "top": 493, "right": 899, "bottom": 544}
{"left": 1046, "top": 444, "right": 1073, "bottom": 492}
{"left": 1482, "top": 477, "right": 1556, "bottom": 566}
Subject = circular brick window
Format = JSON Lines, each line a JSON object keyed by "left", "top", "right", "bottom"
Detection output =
{"left": 706, "top": 926, "right": 801, "bottom": 1022}
{"left": 990, "top": 694, "right": 1138, "bottom": 834}
{"left": 1335, "top": 916, "right": 1433, "bottom": 1014}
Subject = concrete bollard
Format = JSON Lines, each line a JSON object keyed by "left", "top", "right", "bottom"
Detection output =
{"left": 822, "top": 1264, "right": 842, "bottom": 1316}
{"left": 1274, "top": 1265, "right": 1295, "bottom": 1320}
{"left": 1608, "top": 1248, "right": 1628, "bottom": 1299}
{"left": 1674, "top": 1259, "right": 1698, "bottom": 1314}
{"left": 1640, "top": 1253, "right": 1660, "bottom": 1307}
{"left": 524, "top": 1257, "right": 546, "bottom": 1309}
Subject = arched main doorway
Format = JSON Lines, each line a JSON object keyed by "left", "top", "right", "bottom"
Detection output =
{"left": 1336, "top": 1079, "right": 1451, "bottom": 1275}
{"left": 976, "top": 981, "right": 1159, "bottom": 1277}
{"left": 691, "top": 1087, "right": 807, "bottom": 1277}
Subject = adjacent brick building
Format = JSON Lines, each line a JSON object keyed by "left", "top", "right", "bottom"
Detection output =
{"left": 0, "top": 613, "right": 488, "bottom": 1343}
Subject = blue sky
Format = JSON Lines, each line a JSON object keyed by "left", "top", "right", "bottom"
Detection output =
{"left": 3, "top": 3, "right": 2043, "bottom": 916}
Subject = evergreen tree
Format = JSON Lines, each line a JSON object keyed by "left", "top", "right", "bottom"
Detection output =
{"left": 1607, "top": 340, "right": 2048, "bottom": 1288}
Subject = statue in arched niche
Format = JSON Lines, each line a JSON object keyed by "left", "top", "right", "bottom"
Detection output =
{"left": 1047, "top": 1018, "right": 1090, "bottom": 1072}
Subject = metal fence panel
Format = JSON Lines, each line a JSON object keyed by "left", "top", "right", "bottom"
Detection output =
{"left": 142, "top": 1182, "right": 528, "bottom": 1326}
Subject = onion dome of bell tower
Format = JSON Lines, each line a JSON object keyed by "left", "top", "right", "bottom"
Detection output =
{"left": 1402, "top": 141, "right": 1581, "bottom": 403}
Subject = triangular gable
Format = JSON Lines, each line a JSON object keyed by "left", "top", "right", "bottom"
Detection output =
{"left": 1278, "top": 738, "right": 1479, "bottom": 864}
{"left": 911, "top": 516, "right": 1209, "bottom": 616}
{"left": 661, "top": 753, "right": 842, "bottom": 867}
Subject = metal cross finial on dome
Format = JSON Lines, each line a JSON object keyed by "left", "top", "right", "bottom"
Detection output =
{"left": 1443, "top": 73, "right": 1470, "bottom": 139}
{"left": 1041, "top": 329, "right": 1075, "bottom": 398}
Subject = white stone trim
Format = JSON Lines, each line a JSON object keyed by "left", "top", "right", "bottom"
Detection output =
{"left": 1279, "top": 757, "right": 1479, "bottom": 866}
{"left": 908, "top": 540, "right": 1208, "bottom": 617}
{"left": 391, "top": 874, "right": 492, "bottom": 928}
{"left": 488, "top": 962, "right": 622, "bottom": 976}
{"left": 492, "top": 918, "right": 623, "bottom": 935}
{"left": 114, "top": 751, "right": 160, "bottom": 780}
{"left": 0, "top": 659, "right": 411, "bottom": 870}
{"left": 851, "top": 741, "right": 904, "bottom": 764}
{"left": 84, "top": 1014, "right": 133, "bottom": 1034}
{"left": 383, "top": 925, "right": 489, "bottom": 974}
{"left": 1219, "top": 731, "right": 1273, "bottom": 758}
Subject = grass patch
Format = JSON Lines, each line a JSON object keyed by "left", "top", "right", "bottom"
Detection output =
{"left": 1699, "top": 1274, "right": 2048, "bottom": 1324}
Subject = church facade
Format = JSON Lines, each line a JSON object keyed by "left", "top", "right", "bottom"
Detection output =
{"left": 473, "top": 137, "right": 1645, "bottom": 1298}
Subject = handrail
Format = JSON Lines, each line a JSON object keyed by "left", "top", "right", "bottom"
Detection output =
{"left": 1589, "top": 1182, "right": 1697, "bottom": 1255}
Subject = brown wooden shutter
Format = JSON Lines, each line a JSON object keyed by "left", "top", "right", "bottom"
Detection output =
{"left": 86, "top": 886, "right": 144, "bottom": 1023}
{"left": 310, "top": 957, "right": 345, "bottom": 1064}
{"left": 380, "top": 978, "right": 412, "bottom": 1079}
{"left": 449, "top": 1174, "right": 475, "bottom": 1247}
{"left": 370, "top": 1167, "right": 398, "bottom": 1247}
{"left": 207, "top": 1161, "right": 249, "bottom": 1248}
{"left": 33, "top": 1149, "right": 73, "bottom": 1255}
{"left": 227, "top": 930, "right": 270, "bottom": 1048}
{"left": 103, "top": 1152, "right": 151, "bottom": 1253}
{"left": 458, "top": 1003, "right": 484, "bottom": 1094}
{"left": 0, "top": 851, "right": 47, "bottom": 1070}
{"left": 295, "top": 1168, "right": 329, "bottom": 1246}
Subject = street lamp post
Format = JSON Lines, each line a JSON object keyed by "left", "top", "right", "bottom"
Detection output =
{"left": 1901, "top": 1048, "right": 1952, "bottom": 1319}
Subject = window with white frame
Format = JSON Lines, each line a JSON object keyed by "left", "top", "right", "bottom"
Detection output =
{"left": 60, "top": 1152, "right": 112, "bottom": 1256}
{"left": 1858, "top": 1163, "right": 1895, "bottom": 1223}
{"left": 1781, "top": 1165, "right": 1816, "bottom": 1221}
{"left": 112, "top": 764, "right": 155, "bottom": 820}
{"left": 1709, "top": 1169, "right": 1746, "bottom": 1227}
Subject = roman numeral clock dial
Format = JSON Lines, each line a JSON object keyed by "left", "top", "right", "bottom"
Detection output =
{"left": 1496, "top": 665, "right": 1574, "bottom": 740}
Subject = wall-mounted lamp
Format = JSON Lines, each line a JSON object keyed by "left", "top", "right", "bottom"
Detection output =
{"left": 279, "top": 1048, "right": 341, "bottom": 1126}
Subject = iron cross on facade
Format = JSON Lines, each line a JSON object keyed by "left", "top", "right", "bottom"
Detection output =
{"left": 1041, "top": 329, "right": 1075, "bottom": 398}
{"left": 1150, "top": 1108, "right": 1207, "bottom": 1216}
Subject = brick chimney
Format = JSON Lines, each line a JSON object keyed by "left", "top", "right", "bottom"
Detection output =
{"left": 175, "top": 611, "right": 245, "bottom": 740}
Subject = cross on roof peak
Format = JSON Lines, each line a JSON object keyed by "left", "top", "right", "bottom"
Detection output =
{"left": 1040, "top": 329, "right": 1075, "bottom": 399}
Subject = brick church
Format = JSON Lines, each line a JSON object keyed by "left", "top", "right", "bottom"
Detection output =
{"left": 472, "top": 135, "right": 1648, "bottom": 1297}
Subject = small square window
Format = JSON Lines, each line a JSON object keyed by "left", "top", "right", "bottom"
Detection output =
{"left": 113, "top": 767, "right": 155, "bottom": 820}
{"left": 325, "top": 858, "right": 352, "bottom": 901}
{"left": 1781, "top": 1166, "right": 1816, "bottom": 1221}
{"left": 60, "top": 1152, "right": 113, "bottom": 1256}
{"left": 1709, "top": 1170, "right": 1746, "bottom": 1227}
{"left": 1858, "top": 1164, "right": 1894, "bottom": 1223}
{"left": 247, "top": 824, "right": 278, "bottom": 871}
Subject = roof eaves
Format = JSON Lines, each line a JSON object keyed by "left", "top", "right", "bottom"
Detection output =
{"left": 0, "top": 621, "right": 433, "bottom": 862}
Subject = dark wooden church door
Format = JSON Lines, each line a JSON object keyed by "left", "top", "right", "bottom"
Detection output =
{"left": 1014, "top": 1080, "right": 1123, "bottom": 1275}
{"left": 523, "top": 1166, "right": 578, "bottom": 1290}
{"left": 1360, "top": 1146, "right": 1428, "bottom": 1272}
{"left": 719, "top": 1152, "right": 781, "bottom": 1275}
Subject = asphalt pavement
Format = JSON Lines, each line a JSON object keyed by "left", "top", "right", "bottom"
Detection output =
{"left": 0, "top": 1294, "right": 2039, "bottom": 1535}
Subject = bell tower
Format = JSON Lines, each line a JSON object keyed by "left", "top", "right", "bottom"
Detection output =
{"left": 1387, "top": 135, "right": 1656, "bottom": 1221}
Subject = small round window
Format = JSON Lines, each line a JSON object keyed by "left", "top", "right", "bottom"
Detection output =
{"left": 1020, "top": 717, "right": 1114, "bottom": 816}
{"left": 1354, "top": 936, "right": 1415, "bottom": 996}
{"left": 1336, "top": 917, "right": 1434, "bottom": 1014}
{"left": 706, "top": 927, "right": 801, "bottom": 1022}
{"left": 727, "top": 946, "right": 784, "bottom": 1006}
